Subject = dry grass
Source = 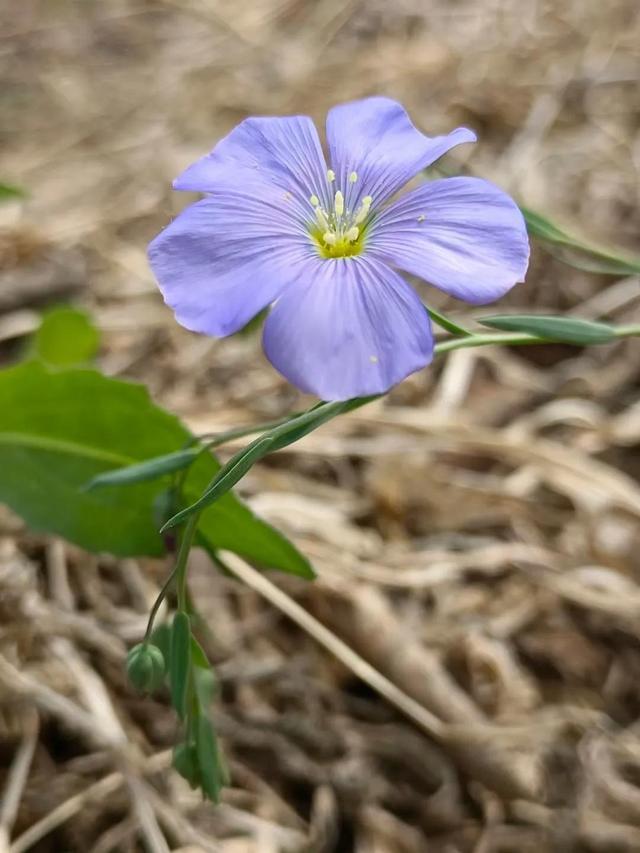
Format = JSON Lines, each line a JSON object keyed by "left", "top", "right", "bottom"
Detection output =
{"left": 1, "top": 0, "right": 640, "bottom": 850}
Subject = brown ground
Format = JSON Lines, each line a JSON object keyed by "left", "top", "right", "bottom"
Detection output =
{"left": 1, "top": 1, "right": 640, "bottom": 851}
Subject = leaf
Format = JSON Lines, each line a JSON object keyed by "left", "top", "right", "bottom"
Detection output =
{"left": 426, "top": 305, "right": 472, "bottom": 337}
{"left": 33, "top": 306, "right": 100, "bottom": 366}
{"left": 0, "top": 182, "right": 26, "bottom": 202}
{"left": 87, "top": 448, "right": 199, "bottom": 489}
{"left": 169, "top": 612, "right": 191, "bottom": 719}
{"left": 0, "top": 361, "right": 313, "bottom": 576}
{"left": 521, "top": 206, "right": 640, "bottom": 276}
{"left": 163, "top": 397, "right": 373, "bottom": 530}
{"left": 195, "top": 714, "right": 225, "bottom": 802}
{"left": 478, "top": 314, "right": 617, "bottom": 345}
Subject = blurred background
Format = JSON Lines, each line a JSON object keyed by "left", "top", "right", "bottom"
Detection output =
{"left": 1, "top": 1, "right": 639, "bottom": 851}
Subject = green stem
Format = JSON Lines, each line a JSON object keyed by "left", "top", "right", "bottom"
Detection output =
{"left": 143, "top": 511, "right": 201, "bottom": 640}
{"left": 434, "top": 331, "right": 539, "bottom": 355}
{"left": 615, "top": 324, "right": 640, "bottom": 339}
{"left": 175, "top": 512, "right": 201, "bottom": 612}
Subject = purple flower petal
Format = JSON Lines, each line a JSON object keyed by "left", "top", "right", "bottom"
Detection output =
{"left": 148, "top": 197, "right": 314, "bottom": 336}
{"left": 326, "top": 97, "right": 476, "bottom": 208}
{"left": 368, "top": 177, "right": 530, "bottom": 304}
{"left": 262, "top": 255, "right": 433, "bottom": 401}
{"left": 173, "top": 115, "right": 331, "bottom": 212}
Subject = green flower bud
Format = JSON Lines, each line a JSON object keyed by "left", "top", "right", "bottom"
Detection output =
{"left": 126, "top": 643, "right": 165, "bottom": 693}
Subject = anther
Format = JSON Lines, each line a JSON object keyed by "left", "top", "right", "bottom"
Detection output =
{"left": 315, "top": 207, "right": 329, "bottom": 230}
{"left": 346, "top": 226, "right": 359, "bottom": 242}
{"left": 354, "top": 195, "right": 372, "bottom": 225}
{"left": 309, "top": 194, "right": 320, "bottom": 207}
{"left": 327, "top": 169, "right": 336, "bottom": 182}
{"left": 323, "top": 232, "right": 337, "bottom": 246}
{"left": 334, "top": 191, "right": 344, "bottom": 217}
{"left": 349, "top": 171, "right": 358, "bottom": 183}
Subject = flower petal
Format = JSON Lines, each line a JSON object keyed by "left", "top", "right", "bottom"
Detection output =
{"left": 173, "top": 115, "right": 330, "bottom": 212}
{"left": 326, "top": 97, "right": 476, "bottom": 207}
{"left": 262, "top": 256, "right": 433, "bottom": 401}
{"left": 148, "top": 197, "right": 313, "bottom": 336}
{"left": 368, "top": 177, "right": 530, "bottom": 304}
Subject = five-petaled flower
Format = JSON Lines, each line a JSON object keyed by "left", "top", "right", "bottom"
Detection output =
{"left": 149, "top": 97, "right": 529, "bottom": 401}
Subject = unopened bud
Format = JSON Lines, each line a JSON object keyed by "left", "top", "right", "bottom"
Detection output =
{"left": 126, "top": 643, "right": 166, "bottom": 693}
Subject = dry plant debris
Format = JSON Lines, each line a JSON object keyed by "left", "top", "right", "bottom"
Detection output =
{"left": 1, "top": 0, "right": 639, "bottom": 850}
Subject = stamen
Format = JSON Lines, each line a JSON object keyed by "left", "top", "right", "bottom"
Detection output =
{"left": 309, "top": 194, "right": 320, "bottom": 207}
{"left": 334, "top": 191, "right": 344, "bottom": 217}
{"left": 346, "top": 226, "right": 359, "bottom": 242}
{"left": 327, "top": 169, "right": 336, "bottom": 182}
{"left": 349, "top": 171, "right": 358, "bottom": 183}
{"left": 315, "top": 207, "right": 329, "bottom": 230}
{"left": 354, "top": 195, "right": 372, "bottom": 225}
{"left": 323, "top": 232, "right": 337, "bottom": 246}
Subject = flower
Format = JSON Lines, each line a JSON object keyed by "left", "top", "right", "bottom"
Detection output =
{"left": 149, "top": 97, "right": 529, "bottom": 401}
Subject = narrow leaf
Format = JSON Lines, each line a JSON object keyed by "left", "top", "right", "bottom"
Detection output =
{"left": 86, "top": 448, "right": 199, "bottom": 490}
{"left": 478, "top": 314, "right": 616, "bottom": 345}
{"left": 195, "top": 715, "right": 224, "bottom": 802}
{"left": 162, "top": 398, "right": 372, "bottom": 531}
{"left": 169, "top": 612, "right": 191, "bottom": 719}
{"left": 426, "top": 305, "right": 471, "bottom": 337}
{"left": 521, "top": 206, "right": 640, "bottom": 276}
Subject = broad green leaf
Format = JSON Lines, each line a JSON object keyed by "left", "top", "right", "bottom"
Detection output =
{"left": 87, "top": 448, "right": 199, "bottom": 489}
{"left": 479, "top": 314, "right": 616, "bottom": 345}
{"left": 521, "top": 207, "right": 640, "bottom": 276}
{"left": 163, "top": 397, "right": 373, "bottom": 530}
{"left": 0, "top": 361, "right": 313, "bottom": 577}
{"left": 169, "top": 612, "right": 191, "bottom": 719}
{"left": 33, "top": 306, "right": 100, "bottom": 366}
{"left": 0, "top": 182, "right": 26, "bottom": 201}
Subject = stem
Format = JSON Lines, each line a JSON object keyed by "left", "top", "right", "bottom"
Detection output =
{"left": 175, "top": 512, "right": 201, "bottom": 612}
{"left": 434, "top": 331, "right": 539, "bottom": 355}
{"left": 143, "top": 511, "right": 201, "bottom": 640}
{"left": 615, "top": 324, "right": 640, "bottom": 339}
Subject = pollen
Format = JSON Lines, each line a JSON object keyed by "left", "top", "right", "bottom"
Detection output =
{"left": 309, "top": 182, "right": 373, "bottom": 258}
{"left": 354, "top": 195, "right": 372, "bottom": 225}
{"left": 417, "top": 214, "right": 425, "bottom": 222}
{"left": 369, "top": 355, "right": 379, "bottom": 364}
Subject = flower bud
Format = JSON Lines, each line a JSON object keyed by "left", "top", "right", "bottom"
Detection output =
{"left": 126, "top": 643, "right": 165, "bottom": 693}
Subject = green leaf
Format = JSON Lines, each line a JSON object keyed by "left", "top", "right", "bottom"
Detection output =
{"left": 163, "top": 397, "right": 372, "bottom": 530}
{"left": 0, "top": 361, "right": 313, "bottom": 576}
{"left": 195, "top": 714, "right": 225, "bottom": 802}
{"left": 0, "top": 182, "right": 26, "bottom": 202}
{"left": 478, "top": 314, "right": 616, "bottom": 345}
{"left": 521, "top": 206, "right": 640, "bottom": 276}
{"left": 33, "top": 306, "right": 100, "bottom": 366}
{"left": 87, "top": 448, "right": 199, "bottom": 489}
{"left": 169, "top": 612, "right": 191, "bottom": 719}
{"left": 426, "top": 305, "right": 472, "bottom": 337}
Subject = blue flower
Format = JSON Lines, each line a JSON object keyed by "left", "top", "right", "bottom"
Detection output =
{"left": 149, "top": 97, "right": 529, "bottom": 401}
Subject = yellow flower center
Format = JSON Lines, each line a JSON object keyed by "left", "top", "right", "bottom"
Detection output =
{"left": 308, "top": 171, "right": 373, "bottom": 259}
